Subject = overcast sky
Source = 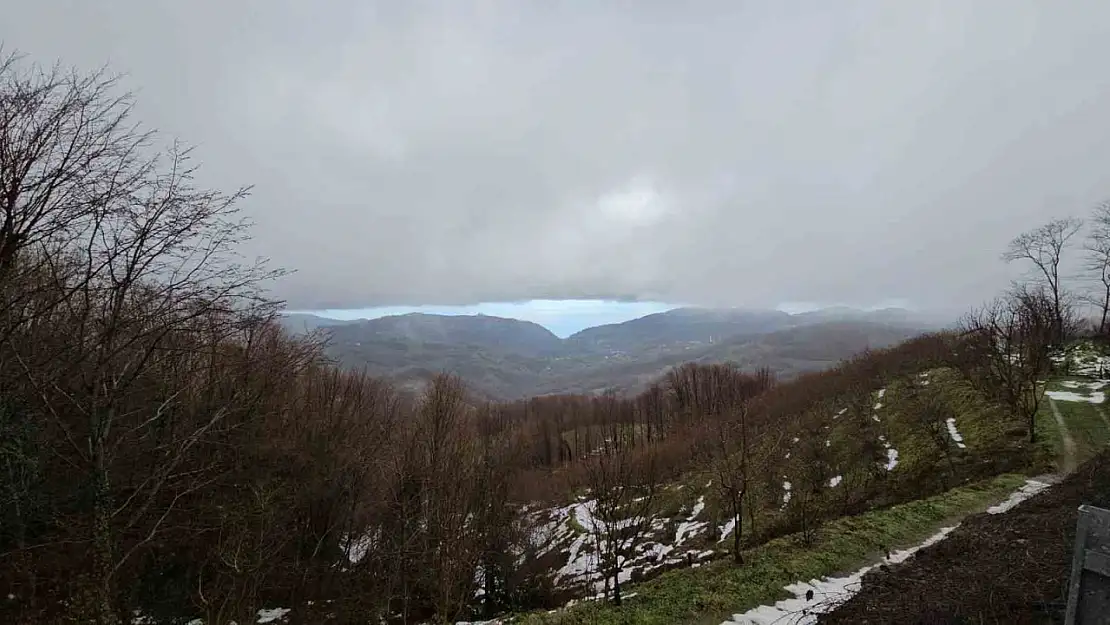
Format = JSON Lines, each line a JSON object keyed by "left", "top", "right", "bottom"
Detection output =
{"left": 5, "top": 1, "right": 1110, "bottom": 315}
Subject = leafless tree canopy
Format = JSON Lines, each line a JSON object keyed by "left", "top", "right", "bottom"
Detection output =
{"left": 1002, "top": 216, "right": 1082, "bottom": 341}
{"left": 958, "top": 285, "right": 1058, "bottom": 444}
{"left": 1084, "top": 201, "right": 1110, "bottom": 334}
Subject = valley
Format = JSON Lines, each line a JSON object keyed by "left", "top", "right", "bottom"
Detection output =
{"left": 285, "top": 307, "right": 945, "bottom": 399}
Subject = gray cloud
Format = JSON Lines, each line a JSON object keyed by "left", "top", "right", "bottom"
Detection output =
{"left": 5, "top": 0, "right": 1110, "bottom": 313}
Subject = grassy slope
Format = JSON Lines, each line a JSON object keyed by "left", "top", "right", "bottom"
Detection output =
{"left": 1032, "top": 340, "right": 1110, "bottom": 471}
{"left": 519, "top": 474, "right": 1026, "bottom": 625}
{"left": 823, "top": 351, "right": 1110, "bottom": 624}
{"left": 515, "top": 365, "right": 1042, "bottom": 624}
{"left": 1045, "top": 378, "right": 1110, "bottom": 464}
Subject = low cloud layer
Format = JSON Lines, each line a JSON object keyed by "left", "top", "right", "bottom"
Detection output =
{"left": 6, "top": 1, "right": 1110, "bottom": 313}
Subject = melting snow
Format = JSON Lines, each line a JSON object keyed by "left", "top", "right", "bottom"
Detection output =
{"left": 1047, "top": 390, "right": 1106, "bottom": 404}
{"left": 689, "top": 497, "right": 706, "bottom": 519}
{"left": 828, "top": 475, "right": 842, "bottom": 488}
{"left": 718, "top": 518, "right": 737, "bottom": 542}
{"left": 883, "top": 448, "right": 899, "bottom": 471}
{"left": 722, "top": 526, "right": 957, "bottom": 624}
{"left": 341, "top": 530, "right": 376, "bottom": 565}
{"left": 945, "top": 418, "right": 967, "bottom": 449}
{"left": 675, "top": 496, "right": 708, "bottom": 546}
{"left": 257, "top": 608, "right": 291, "bottom": 624}
{"left": 873, "top": 402, "right": 883, "bottom": 410}
{"left": 877, "top": 388, "right": 886, "bottom": 399}
{"left": 986, "top": 479, "right": 1051, "bottom": 514}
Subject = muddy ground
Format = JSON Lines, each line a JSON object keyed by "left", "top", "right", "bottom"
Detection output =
{"left": 820, "top": 451, "right": 1110, "bottom": 625}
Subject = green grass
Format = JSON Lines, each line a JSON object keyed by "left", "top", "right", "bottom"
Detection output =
{"left": 1042, "top": 374, "right": 1110, "bottom": 467}
{"left": 1051, "top": 399, "right": 1110, "bottom": 463}
{"left": 517, "top": 473, "right": 1028, "bottom": 625}
{"left": 1033, "top": 395, "right": 1065, "bottom": 473}
{"left": 567, "top": 513, "right": 586, "bottom": 535}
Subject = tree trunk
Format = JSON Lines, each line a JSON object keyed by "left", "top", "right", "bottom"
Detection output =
{"left": 612, "top": 564, "right": 621, "bottom": 606}
{"left": 92, "top": 436, "right": 118, "bottom": 625}
{"left": 732, "top": 506, "right": 743, "bottom": 565}
{"left": 745, "top": 488, "right": 757, "bottom": 539}
{"left": 1101, "top": 287, "right": 1110, "bottom": 336}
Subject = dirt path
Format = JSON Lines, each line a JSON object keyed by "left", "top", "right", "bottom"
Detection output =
{"left": 1048, "top": 398, "right": 1079, "bottom": 474}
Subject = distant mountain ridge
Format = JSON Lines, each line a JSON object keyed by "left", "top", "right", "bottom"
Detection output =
{"left": 334, "top": 312, "right": 564, "bottom": 356}
{"left": 566, "top": 307, "right": 792, "bottom": 352}
{"left": 281, "top": 306, "right": 948, "bottom": 399}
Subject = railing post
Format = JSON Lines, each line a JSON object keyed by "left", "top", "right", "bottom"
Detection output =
{"left": 1065, "top": 504, "right": 1110, "bottom": 624}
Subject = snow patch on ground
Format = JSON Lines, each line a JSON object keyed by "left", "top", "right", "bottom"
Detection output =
{"left": 828, "top": 475, "right": 842, "bottom": 488}
{"left": 945, "top": 417, "right": 967, "bottom": 449}
{"left": 718, "top": 518, "right": 737, "bottom": 542}
{"left": 722, "top": 526, "right": 957, "bottom": 625}
{"left": 883, "top": 447, "right": 899, "bottom": 471}
{"left": 689, "top": 496, "right": 706, "bottom": 520}
{"left": 877, "top": 388, "right": 886, "bottom": 399}
{"left": 257, "top": 608, "right": 291, "bottom": 624}
{"left": 1047, "top": 390, "right": 1106, "bottom": 404}
{"left": 675, "top": 496, "right": 708, "bottom": 546}
{"left": 986, "top": 478, "right": 1051, "bottom": 514}
{"left": 1061, "top": 379, "right": 1108, "bottom": 391}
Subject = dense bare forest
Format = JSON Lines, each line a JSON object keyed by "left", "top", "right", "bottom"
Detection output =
{"left": 0, "top": 53, "right": 1107, "bottom": 625}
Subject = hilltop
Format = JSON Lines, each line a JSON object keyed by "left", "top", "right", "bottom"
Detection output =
{"left": 289, "top": 306, "right": 947, "bottom": 398}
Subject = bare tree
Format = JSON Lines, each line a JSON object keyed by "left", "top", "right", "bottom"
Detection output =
{"left": 959, "top": 286, "right": 1057, "bottom": 444}
{"left": 1085, "top": 202, "right": 1110, "bottom": 335}
{"left": 580, "top": 405, "right": 661, "bottom": 607}
{"left": 703, "top": 369, "right": 776, "bottom": 564}
{"left": 0, "top": 52, "right": 282, "bottom": 624}
{"left": 1002, "top": 216, "right": 1083, "bottom": 342}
